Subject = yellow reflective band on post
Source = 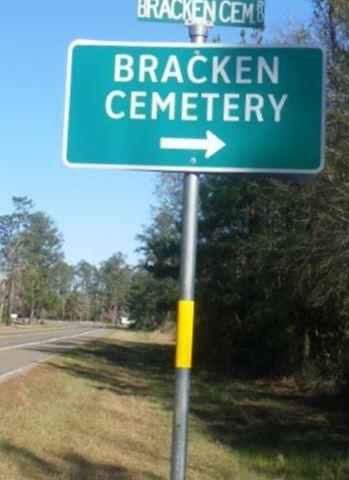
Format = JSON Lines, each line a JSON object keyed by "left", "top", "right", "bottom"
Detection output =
{"left": 175, "top": 300, "right": 195, "bottom": 369}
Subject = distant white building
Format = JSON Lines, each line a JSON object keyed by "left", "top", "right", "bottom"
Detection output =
{"left": 119, "top": 316, "right": 136, "bottom": 327}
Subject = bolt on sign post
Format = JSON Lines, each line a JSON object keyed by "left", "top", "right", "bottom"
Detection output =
{"left": 63, "top": 2, "right": 326, "bottom": 479}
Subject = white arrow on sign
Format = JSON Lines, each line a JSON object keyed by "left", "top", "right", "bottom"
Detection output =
{"left": 160, "top": 131, "right": 226, "bottom": 159}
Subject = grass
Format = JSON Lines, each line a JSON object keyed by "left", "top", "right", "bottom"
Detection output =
{"left": 0, "top": 330, "right": 348, "bottom": 479}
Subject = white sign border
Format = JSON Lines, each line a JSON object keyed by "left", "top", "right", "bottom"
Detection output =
{"left": 63, "top": 40, "right": 326, "bottom": 175}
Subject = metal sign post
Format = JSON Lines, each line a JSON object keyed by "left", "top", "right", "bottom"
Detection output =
{"left": 170, "top": 21, "right": 208, "bottom": 480}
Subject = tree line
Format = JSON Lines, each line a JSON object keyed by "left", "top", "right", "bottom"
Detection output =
{"left": 0, "top": 197, "right": 132, "bottom": 323}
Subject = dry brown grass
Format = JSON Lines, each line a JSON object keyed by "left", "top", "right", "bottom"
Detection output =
{"left": 0, "top": 330, "right": 235, "bottom": 479}
{"left": 0, "top": 329, "right": 348, "bottom": 480}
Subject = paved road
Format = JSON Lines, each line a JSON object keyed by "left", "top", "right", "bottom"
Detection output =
{"left": 0, "top": 325, "right": 110, "bottom": 382}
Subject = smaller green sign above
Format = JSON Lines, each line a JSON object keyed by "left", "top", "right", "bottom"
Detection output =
{"left": 137, "top": 0, "right": 265, "bottom": 28}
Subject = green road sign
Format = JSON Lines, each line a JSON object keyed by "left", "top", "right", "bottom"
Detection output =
{"left": 63, "top": 41, "right": 325, "bottom": 174}
{"left": 137, "top": 0, "right": 265, "bottom": 28}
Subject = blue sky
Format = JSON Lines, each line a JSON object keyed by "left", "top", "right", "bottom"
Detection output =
{"left": 0, "top": 0, "right": 313, "bottom": 266}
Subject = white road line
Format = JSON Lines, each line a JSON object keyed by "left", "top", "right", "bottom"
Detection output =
{"left": 0, "top": 329, "right": 101, "bottom": 353}
{"left": 0, "top": 326, "right": 87, "bottom": 337}
{"left": 0, "top": 355, "right": 53, "bottom": 383}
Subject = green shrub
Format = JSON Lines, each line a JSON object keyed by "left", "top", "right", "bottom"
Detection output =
{"left": 316, "top": 457, "right": 349, "bottom": 480}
